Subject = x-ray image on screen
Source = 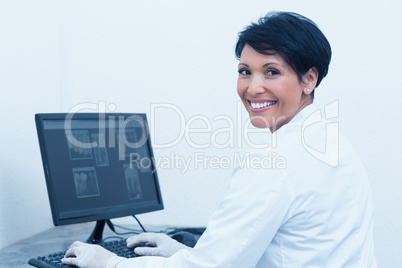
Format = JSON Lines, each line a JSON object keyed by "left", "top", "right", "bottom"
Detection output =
{"left": 91, "top": 133, "right": 109, "bottom": 167}
{"left": 117, "top": 128, "right": 152, "bottom": 173}
{"left": 72, "top": 167, "right": 100, "bottom": 198}
{"left": 67, "top": 130, "right": 93, "bottom": 160}
{"left": 123, "top": 164, "right": 142, "bottom": 200}
{"left": 136, "top": 143, "right": 152, "bottom": 173}
{"left": 116, "top": 129, "right": 138, "bottom": 158}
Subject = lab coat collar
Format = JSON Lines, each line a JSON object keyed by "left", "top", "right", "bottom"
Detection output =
{"left": 276, "top": 103, "right": 320, "bottom": 134}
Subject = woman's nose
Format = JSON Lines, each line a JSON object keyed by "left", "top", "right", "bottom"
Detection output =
{"left": 247, "top": 75, "right": 265, "bottom": 95}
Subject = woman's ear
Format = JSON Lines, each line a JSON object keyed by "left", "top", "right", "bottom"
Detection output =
{"left": 303, "top": 67, "right": 318, "bottom": 95}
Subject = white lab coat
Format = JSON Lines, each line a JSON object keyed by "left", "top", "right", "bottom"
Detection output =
{"left": 108, "top": 104, "right": 377, "bottom": 268}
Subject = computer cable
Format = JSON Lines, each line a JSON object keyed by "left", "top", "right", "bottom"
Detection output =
{"left": 106, "top": 220, "right": 142, "bottom": 236}
{"left": 132, "top": 215, "right": 147, "bottom": 233}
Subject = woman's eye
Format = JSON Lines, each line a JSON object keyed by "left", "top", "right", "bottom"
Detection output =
{"left": 238, "top": 69, "right": 250, "bottom": 76}
{"left": 266, "top": 69, "right": 280, "bottom": 76}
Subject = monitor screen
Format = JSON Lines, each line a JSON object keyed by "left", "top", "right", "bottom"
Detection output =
{"left": 35, "top": 113, "right": 163, "bottom": 226}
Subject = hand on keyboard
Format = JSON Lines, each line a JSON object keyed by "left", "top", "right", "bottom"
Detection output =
{"left": 127, "top": 233, "right": 190, "bottom": 257}
{"left": 61, "top": 241, "right": 118, "bottom": 268}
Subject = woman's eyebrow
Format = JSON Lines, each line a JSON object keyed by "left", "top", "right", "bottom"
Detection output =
{"left": 238, "top": 62, "right": 279, "bottom": 68}
{"left": 263, "top": 62, "right": 278, "bottom": 68}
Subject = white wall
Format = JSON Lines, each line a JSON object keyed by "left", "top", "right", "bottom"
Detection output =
{"left": 1, "top": 0, "right": 401, "bottom": 266}
{"left": 0, "top": 0, "right": 60, "bottom": 250}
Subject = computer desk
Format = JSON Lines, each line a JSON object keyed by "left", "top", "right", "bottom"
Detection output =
{"left": 0, "top": 222, "right": 164, "bottom": 267}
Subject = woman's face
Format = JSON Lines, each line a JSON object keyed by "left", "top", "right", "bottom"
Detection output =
{"left": 237, "top": 45, "right": 316, "bottom": 132}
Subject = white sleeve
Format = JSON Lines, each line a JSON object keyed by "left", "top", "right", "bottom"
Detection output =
{"left": 112, "top": 166, "right": 295, "bottom": 268}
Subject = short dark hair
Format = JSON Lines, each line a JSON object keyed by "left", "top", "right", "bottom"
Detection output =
{"left": 235, "top": 11, "right": 332, "bottom": 99}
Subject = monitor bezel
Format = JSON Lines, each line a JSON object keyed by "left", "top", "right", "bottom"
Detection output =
{"left": 35, "top": 113, "right": 164, "bottom": 226}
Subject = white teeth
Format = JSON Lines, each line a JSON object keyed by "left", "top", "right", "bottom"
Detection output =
{"left": 250, "top": 101, "right": 276, "bottom": 109}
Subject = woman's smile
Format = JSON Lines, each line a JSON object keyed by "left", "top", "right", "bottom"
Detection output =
{"left": 248, "top": 99, "right": 277, "bottom": 112}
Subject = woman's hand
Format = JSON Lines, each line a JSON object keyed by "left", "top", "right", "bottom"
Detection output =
{"left": 127, "top": 233, "right": 190, "bottom": 257}
{"left": 62, "top": 241, "right": 118, "bottom": 268}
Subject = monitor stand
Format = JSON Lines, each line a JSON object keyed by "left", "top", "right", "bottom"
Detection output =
{"left": 86, "top": 220, "right": 107, "bottom": 244}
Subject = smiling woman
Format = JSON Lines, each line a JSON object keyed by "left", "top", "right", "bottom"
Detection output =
{"left": 235, "top": 11, "right": 332, "bottom": 94}
{"left": 237, "top": 45, "right": 318, "bottom": 130}
{"left": 235, "top": 11, "right": 331, "bottom": 131}
{"left": 62, "top": 11, "right": 377, "bottom": 268}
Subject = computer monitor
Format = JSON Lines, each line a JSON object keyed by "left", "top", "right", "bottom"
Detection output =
{"left": 35, "top": 113, "right": 163, "bottom": 243}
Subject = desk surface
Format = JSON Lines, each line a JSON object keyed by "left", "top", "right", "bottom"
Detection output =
{"left": 0, "top": 222, "right": 161, "bottom": 267}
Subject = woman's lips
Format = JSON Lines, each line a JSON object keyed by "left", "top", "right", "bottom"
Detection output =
{"left": 248, "top": 99, "right": 277, "bottom": 113}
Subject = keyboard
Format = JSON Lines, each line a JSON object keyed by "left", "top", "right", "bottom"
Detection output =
{"left": 28, "top": 239, "right": 136, "bottom": 268}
